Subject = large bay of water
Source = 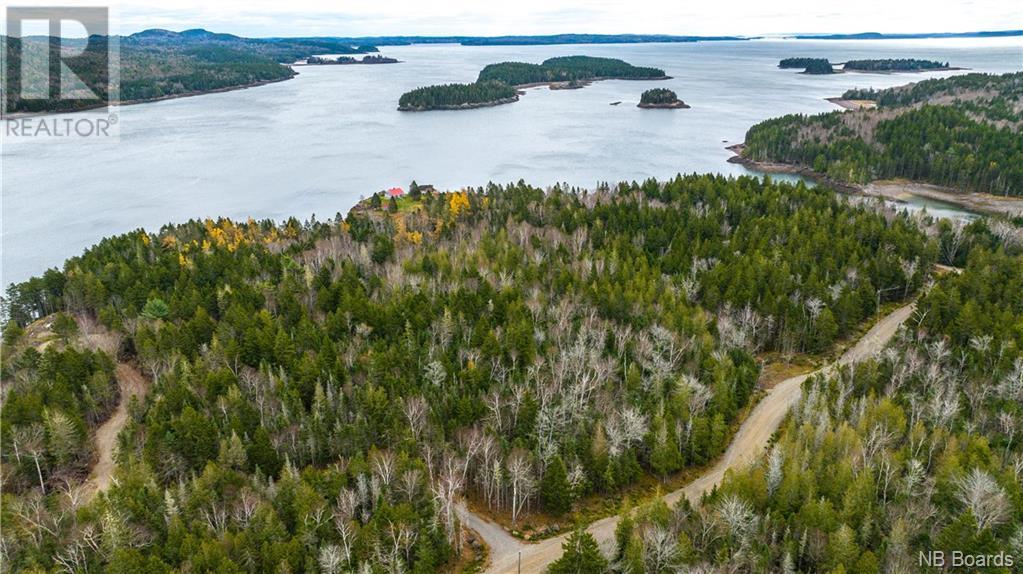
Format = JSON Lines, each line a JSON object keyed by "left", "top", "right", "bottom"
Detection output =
{"left": 2, "top": 37, "right": 1020, "bottom": 283}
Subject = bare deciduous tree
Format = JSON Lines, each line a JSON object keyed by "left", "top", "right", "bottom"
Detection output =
{"left": 766, "top": 445, "right": 784, "bottom": 497}
{"left": 716, "top": 495, "right": 758, "bottom": 548}
{"left": 955, "top": 468, "right": 1011, "bottom": 533}
{"left": 643, "top": 524, "right": 682, "bottom": 573}
{"left": 403, "top": 396, "right": 429, "bottom": 441}
{"left": 604, "top": 405, "right": 649, "bottom": 458}
{"left": 319, "top": 544, "right": 344, "bottom": 574}
{"left": 941, "top": 219, "right": 967, "bottom": 265}
{"left": 506, "top": 449, "right": 534, "bottom": 525}
{"left": 432, "top": 453, "right": 465, "bottom": 544}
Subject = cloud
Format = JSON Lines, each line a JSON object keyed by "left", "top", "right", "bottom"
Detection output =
{"left": 4, "top": 0, "right": 1021, "bottom": 37}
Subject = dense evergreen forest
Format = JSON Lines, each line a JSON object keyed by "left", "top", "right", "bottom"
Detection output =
{"left": 843, "top": 58, "right": 950, "bottom": 72}
{"left": 638, "top": 89, "right": 688, "bottom": 109}
{"left": 3, "top": 29, "right": 376, "bottom": 113}
{"left": 639, "top": 89, "right": 679, "bottom": 105}
{"left": 779, "top": 58, "right": 829, "bottom": 69}
{"left": 398, "top": 56, "right": 666, "bottom": 111}
{"left": 397, "top": 81, "right": 518, "bottom": 110}
{"left": 1, "top": 174, "right": 937, "bottom": 573}
{"left": 778, "top": 58, "right": 834, "bottom": 74}
{"left": 741, "top": 72, "right": 1023, "bottom": 196}
{"left": 576, "top": 236, "right": 1023, "bottom": 574}
{"left": 803, "top": 60, "right": 836, "bottom": 74}
{"left": 841, "top": 71, "right": 1023, "bottom": 108}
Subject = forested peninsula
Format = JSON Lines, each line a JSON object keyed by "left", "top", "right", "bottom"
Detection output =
{"left": 733, "top": 72, "right": 1023, "bottom": 198}
{"left": 3, "top": 173, "right": 946, "bottom": 573}
{"left": 3, "top": 29, "right": 378, "bottom": 114}
{"left": 398, "top": 56, "right": 668, "bottom": 111}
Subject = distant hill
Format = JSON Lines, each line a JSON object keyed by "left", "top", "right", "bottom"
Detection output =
{"left": 286, "top": 30, "right": 1022, "bottom": 46}
{"left": 458, "top": 33, "right": 745, "bottom": 45}
{"left": 124, "top": 28, "right": 378, "bottom": 61}
{"left": 263, "top": 33, "right": 748, "bottom": 46}
{"left": 793, "top": 29, "right": 1023, "bottom": 40}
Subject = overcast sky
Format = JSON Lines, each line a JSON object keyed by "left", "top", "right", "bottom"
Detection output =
{"left": 4, "top": 0, "right": 1021, "bottom": 37}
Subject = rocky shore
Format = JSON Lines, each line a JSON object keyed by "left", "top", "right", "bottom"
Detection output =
{"left": 638, "top": 100, "right": 690, "bottom": 109}
{"left": 825, "top": 97, "right": 877, "bottom": 110}
{"left": 514, "top": 75, "right": 672, "bottom": 90}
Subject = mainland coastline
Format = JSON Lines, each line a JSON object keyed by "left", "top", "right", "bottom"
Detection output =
{"left": 726, "top": 143, "right": 1023, "bottom": 218}
{"left": 1, "top": 73, "right": 298, "bottom": 119}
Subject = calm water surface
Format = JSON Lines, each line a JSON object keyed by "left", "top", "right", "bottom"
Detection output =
{"left": 2, "top": 37, "right": 1020, "bottom": 283}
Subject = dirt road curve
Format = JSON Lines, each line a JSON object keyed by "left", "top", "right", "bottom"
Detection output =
{"left": 457, "top": 502, "right": 525, "bottom": 561}
{"left": 79, "top": 321, "right": 151, "bottom": 499}
{"left": 481, "top": 302, "right": 917, "bottom": 574}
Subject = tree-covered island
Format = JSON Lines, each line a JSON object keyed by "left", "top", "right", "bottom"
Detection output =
{"left": 778, "top": 57, "right": 829, "bottom": 69}
{"left": 637, "top": 88, "right": 690, "bottom": 108}
{"left": 842, "top": 58, "right": 953, "bottom": 72}
{"left": 397, "top": 81, "right": 519, "bottom": 111}
{"left": 305, "top": 54, "right": 399, "bottom": 65}
{"left": 477, "top": 56, "right": 667, "bottom": 85}
{"left": 398, "top": 55, "right": 668, "bottom": 111}
{"left": 779, "top": 57, "right": 958, "bottom": 76}
{"left": 778, "top": 57, "right": 835, "bottom": 74}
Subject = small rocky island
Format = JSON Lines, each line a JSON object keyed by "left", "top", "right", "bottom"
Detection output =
{"left": 305, "top": 54, "right": 399, "bottom": 65}
{"left": 638, "top": 88, "right": 690, "bottom": 109}
{"left": 399, "top": 55, "right": 669, "bottom": 111}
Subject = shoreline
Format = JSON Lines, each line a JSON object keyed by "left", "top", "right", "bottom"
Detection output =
{"left": 2, "top": 72, "right": 297, "bottom": 119}
{"left": 725, "top": 143, "right": 1023, "bottom": 218}
{"left": 292, "top": 62, "right": 398, "bottom": 66}
{"left": 293, "top": 59, "right": 400, "bottom": 67}
{"left": 638, "top": 100, "right": 690, "bottom": 109}
{"left": 825, "top": 97, "right": 877, "bottom": 110}
{"left": 792, "top": 66, "right": 968, "bottom": 76}
{"left": 840, "top": 65, "right": 969, "bottom": 74}
{"left": 397, "top": 95, "right": 520, "bottom": 112}
{"left": 513, "top": 75, "right": 672, "bottom": 90}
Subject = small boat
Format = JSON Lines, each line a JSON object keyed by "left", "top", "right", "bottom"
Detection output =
{"left": 610, "top": 101, "right": 622, "bottom": 106}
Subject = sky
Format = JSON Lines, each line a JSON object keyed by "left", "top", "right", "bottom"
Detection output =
{"left": 2, "top": 0, "right": 1021, "bottom": 38}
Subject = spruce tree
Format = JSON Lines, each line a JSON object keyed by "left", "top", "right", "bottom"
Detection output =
{"left": 548, "top": 527, "right": 609, "bottom": 574}
{"left": 540, "top": 455, "right": 572, "bottom": 516}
